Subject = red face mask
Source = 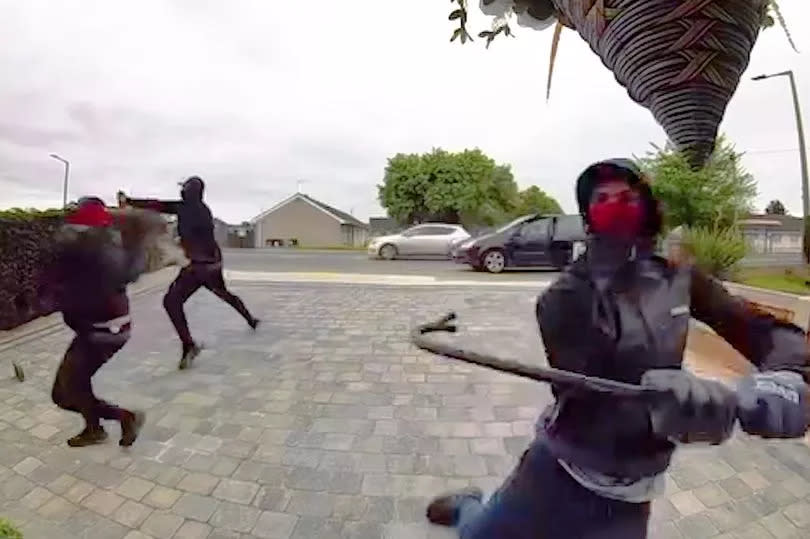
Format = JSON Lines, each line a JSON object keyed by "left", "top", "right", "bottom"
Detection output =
{"left": 588, "top": 200, "right": 643, "bottom": 238}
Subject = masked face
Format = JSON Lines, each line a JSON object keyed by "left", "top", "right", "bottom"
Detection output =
{"left": 588, "top": 179, "right": 644, "bottom": 239}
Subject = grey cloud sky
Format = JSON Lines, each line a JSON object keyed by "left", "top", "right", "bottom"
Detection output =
{"left": 1, "top": 0, "right": 808, "bottom": 223}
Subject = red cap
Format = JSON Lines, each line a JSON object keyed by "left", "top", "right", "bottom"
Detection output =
{"left": 65, "top": 198, "right": 114, "bottom": 227}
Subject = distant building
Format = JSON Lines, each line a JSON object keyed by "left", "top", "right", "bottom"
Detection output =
{"left": 739, "top": 214, "right": 803, "bottom": 254}
{"left": 250, "top": 193, "right": 368, "bottom": 248}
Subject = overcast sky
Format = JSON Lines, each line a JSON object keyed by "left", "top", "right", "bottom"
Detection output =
{"left": 1, "top": 1, "right": 808, "bottom": 223}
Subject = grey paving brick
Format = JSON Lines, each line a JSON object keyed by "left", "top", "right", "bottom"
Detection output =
{"left": 112, "top": 499, "right": 153, "bottom": 528}
{"left": 286, "top": 490, "right": 334, "bottom": 517}
{"left": 174, "top": 520, "right": 213, "bottom": 539}
{"left": 290, "top": 516, "right": 343, "bottom": 539}
{"left": 116, "top": 477, "right": 156, "bottom": 501}
{"left": 718, "top": 477, "right": 754, "bottom": 500}
{"left": 693, "top": 483, "right": 733, "bottom": 508}
{"left": 760, "top": 511, "right": 804, "bottom": 539}
{"left": 706, "top": 500, "right": 759, "bottom": 532}
{"left": 783, "top": 500, "right": 810, "bottom": 528}
{"left": 252, "top": 511, "right": 298, "bottom": 539}
{"left": 37, "top": 495, "right": 80, "bottom": 521}
{"left": 212, "top": 478, "right": 259, "bottom": 505}
{"left": 143, "top": 485, "right": 183, "bottom": 509}
{"left": 172, "top": 492, "right": 219, "bottom": 522}
{"left": 82, "top": 489, "right": 126, "bottom": 517}
{"left": 178, "top": 472, "right": 220, "bottom": 495}
{"left": 209, "top": 501, "right": 261, "bottom": 533}
{"left": 675, "top": 513, "right": 720, "bottom": 539}
{"left": 140, "top": 511, "right": 184, "bottom": 539}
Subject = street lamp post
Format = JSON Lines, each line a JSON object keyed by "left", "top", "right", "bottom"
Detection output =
{"left": 752, "top": 71, "right": 809, "bottom": 263}
{"left": 49, "top": 153, "right": 70, "bottom": 208}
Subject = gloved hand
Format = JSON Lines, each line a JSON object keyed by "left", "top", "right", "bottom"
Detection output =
{"left": 642, "top": 369, "right": 738, "bottom": 445}
{"left": 737, "top": 371, "right": 808, "bottom": 439}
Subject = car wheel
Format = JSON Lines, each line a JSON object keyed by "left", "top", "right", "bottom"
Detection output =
{"left": 379, "top": 244, "right": 398, "bottom": 260}
{"left": 482, "top": 250, "right": 506, "bottom": 274}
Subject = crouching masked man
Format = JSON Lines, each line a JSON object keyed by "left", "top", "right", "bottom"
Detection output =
{"left": 46, "top": 197, "right": 146, "bottom": 447}
{"left": 425, "top": 159, "right": 810, "bottom": 538}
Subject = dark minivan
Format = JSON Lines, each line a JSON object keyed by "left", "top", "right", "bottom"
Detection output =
{"left": 453, "top": 214, "right": 586, "bottom": 273}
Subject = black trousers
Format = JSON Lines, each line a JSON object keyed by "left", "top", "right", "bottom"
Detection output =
{"left": 163, "top": 262, "right": 254, "bottom": 346}
{"left": 456, "top": 440, "right": 651, "bottom": 538}
{"left": 52, "top": 329, "right": 130, "bottom": 427}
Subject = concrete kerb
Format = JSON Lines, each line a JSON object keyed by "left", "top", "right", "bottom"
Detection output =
{"left": 0, "top": 266, "right": 179, "bottom": 352}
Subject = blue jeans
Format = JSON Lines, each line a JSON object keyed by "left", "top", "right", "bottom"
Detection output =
{"left": 455, "top": 440, "right": 651, "bottom": 539}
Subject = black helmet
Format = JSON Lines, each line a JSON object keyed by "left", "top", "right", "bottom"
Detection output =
{"left": 179, "top": 176, "right": 205, "bottom": 202}
{"left": 575, "top": 158, "right": 662, "bottom": 237}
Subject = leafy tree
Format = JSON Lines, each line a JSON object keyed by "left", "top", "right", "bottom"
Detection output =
{"left": 637, "top": 136, "right": 757, "bottom": 230}
{"left": 515, "top": 186, "right": 562, "bottom": 216}
{"left": 377, "top": 148, "right": 521, "bottom": 226}
{"left": 765, "top": 200, "right": 787, "bottom": 215}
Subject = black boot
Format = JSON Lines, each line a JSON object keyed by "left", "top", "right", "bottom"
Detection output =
{"left": 426, "top": 487, "right": 484, "bottom": 526}
{"left": 67, "top": 425, "right": 108, "bottom": 447}
{"left": 120, "top": 410, "right": 146, "bottom": 447}
{"left": 179, "top": 342, "right": 201, "bottom": 370}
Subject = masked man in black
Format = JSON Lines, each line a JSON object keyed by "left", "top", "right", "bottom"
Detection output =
{"left": 46, "top": 197, "right": 146, "bottom": 447}
{"left": 118, "top": 177, "right": 259, "bottom": 369}
{"left": 425, "top": 159, "right": 809, "bottom": 538}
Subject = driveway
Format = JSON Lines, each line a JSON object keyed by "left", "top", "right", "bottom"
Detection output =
{"left": 0, "top": 282, "right": 809, "bottom": 538}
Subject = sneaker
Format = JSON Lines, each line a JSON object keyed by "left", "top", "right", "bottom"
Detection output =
{"left": 426, "top": 487, "right": 484, "bottom": 526}
{"left": 179, "top": 343, "right": 201, "bottom": 370}
{"left": 67, "top": 426, "right": 108, "bottom": 447}
{"left": 119, "top": 410, "right": 146, "bottom": 447}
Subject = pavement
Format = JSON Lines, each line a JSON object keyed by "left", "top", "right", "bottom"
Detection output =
{"left": 1, "top": 257, "right": 810, "bottom": 538}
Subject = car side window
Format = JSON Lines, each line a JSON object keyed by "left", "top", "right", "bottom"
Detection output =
{"left": 404, "top": 226, "right": 426, "bottom": 237}
{"left": 520, "top": 219, "right": 551, "bottom": 241}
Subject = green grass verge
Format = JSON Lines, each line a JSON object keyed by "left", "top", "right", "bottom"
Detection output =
{"left": 736, "top": 267, "right": 810, "bottom": 296}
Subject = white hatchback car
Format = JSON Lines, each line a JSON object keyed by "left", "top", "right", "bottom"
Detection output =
{"left": 368, "top": 224, "right": 471, "bottom": 260}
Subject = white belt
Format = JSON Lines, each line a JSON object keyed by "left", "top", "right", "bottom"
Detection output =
{"left": 92, "top": 315, "right": 131, "bottom": 334}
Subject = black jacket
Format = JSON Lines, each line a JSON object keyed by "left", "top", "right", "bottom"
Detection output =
{"left": 126, "top": 179, "right": 221, "bottom": 264}
{"left": 536, "top": 242, "right": 809, "bottom": 480}
{"left": 49, "top": 225, "right": 137, "bottom": 332}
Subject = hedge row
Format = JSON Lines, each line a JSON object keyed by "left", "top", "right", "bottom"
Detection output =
{"left": 0, "top": 209, "right": 66, "bottom": 330}
{"left": 0, "top": 208, "right": 175, "bottom": 331}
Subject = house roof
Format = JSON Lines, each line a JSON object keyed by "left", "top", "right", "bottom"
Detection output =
{"left": 739, "top": 214, "right": 804, "bottom": 232}
{"left": 250, "top": 193, "right": 367, "bottom": 228}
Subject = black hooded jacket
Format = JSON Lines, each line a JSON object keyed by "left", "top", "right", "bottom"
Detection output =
{"left": 535, "top": 159, "right": 809, "bottom": 480}
{"left": 126, "top": 177, "right": 221, "bottom": 264}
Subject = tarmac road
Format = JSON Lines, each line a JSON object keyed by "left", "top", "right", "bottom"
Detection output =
{"left": 222, "top": 248, "right": 561, "bottom": 284}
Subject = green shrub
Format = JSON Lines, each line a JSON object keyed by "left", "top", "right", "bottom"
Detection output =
{"left": 0, "top": 517, "right": 23, "bottom": 539}
{"left": 0, "top": 211, "right": 66, "bottom": 330}
{"left": 682, "top": 226, "right": 747, "bottom": 279}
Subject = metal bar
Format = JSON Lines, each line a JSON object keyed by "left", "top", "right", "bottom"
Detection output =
{"left": 411, "top": 312, "right": 658, "bottom": 398}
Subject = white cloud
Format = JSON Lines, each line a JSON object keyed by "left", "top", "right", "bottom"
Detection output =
{"left": 1, "top": 0, "right": 808, "bottom": 221}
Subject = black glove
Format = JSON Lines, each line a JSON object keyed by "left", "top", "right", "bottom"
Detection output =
{"left": 737, "top": 371, "right": 808, "bottom": 439}
{"left": 642, "top": 369, "right": 738, "bottom": 445}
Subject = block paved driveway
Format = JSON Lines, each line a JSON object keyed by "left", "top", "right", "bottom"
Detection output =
{"left": 1, "top": 282, "right": 810, "bottom": 539}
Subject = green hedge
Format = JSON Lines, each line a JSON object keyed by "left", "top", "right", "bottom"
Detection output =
{"left": 0, "top": 207, "right": 174, "bottom": 331}
{"left": 0, "top": 209, "right": 66, "bottom": 330}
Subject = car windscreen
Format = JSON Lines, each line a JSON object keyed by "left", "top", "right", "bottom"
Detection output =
{"left": 496, "top": 215, "right": 534, "bottom": 234}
